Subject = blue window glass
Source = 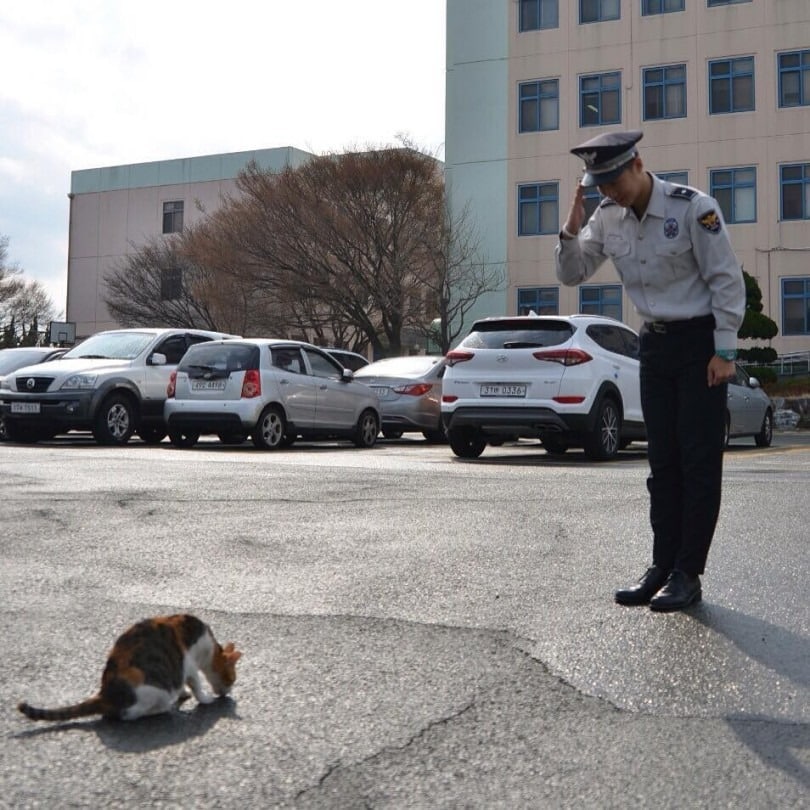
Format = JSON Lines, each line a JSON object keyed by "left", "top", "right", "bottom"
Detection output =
{"left": 778, "top": 50, "right": 810, "bottom": 108}
{"left": 707, "top": 0, "right": 750, "bottom": 6}
{"left": 780, "top": 163, "right": 810, "bottom": 221}
{"left": 710, "top": 167, "right": 756, "bottom": 224}
{"left": 642, "top": 0, "right": 685, "bottom": 14}
{"left": 582, "top": 187, "right": 602, "bottom": 221}
{"left": 580, "top": 0, "right": 620, "bottom": 24}
{"left": 518, "top": 287, "right": 560, "bottom": 315}
{"left": 519, "top": 79, "right": 560, "bottom": 132}
{"left": 518, "top": 183, "right": 559, "bottom": 236}
{"left": 782, "top": 278, "right": 810, "bottom": 335}
{"left": 643, "top": 64, "right": 686, "bottom": 120}
{"left": 580, "top": 71, "right": 621, "bottom": 126}
{"left": 162, "top": 200, "right": 184, "bottom": 234}
{"left": 709, "top": 57, "right": 755, "bottom": 114}
{"left": 579, "top": 285, "right": 622, "bottom": 320}
{"left": 519, "top": 0, "right": 559, "bottom": 31}
{"left": 656, "top": 171, "right": 689, "bottom": 185}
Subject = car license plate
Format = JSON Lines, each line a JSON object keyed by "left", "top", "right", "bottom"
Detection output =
{"left": 191, "top": 380, "right": 227, "bottom": 391}
{"left": 11, "top": 402, "right": 41, "bottom": 414}
{"left": 370, "top": 386, "right": 389, "bottom": 396}
{"left": 480, "top": 384, "right": 527, "bottom": 398}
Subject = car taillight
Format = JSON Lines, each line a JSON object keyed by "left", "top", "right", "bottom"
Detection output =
{"left": 445, "top": 350, "right": 474, "bottom": 367}
{"left": 241, "top": 369, "right": 261, "bottom": 398}
{"left": 533, "top": 348, "right": 592, "bottom": 366}
{"left": 393, "top": 383, "right": 432, "bottom": 396}
{"left": 167, "top": 371, "right": 177, "bottom": 398}
{"left": 553, "top": 395, "right": 586, "bottom": 404}
{"left": 442, "top": 395, "right": 458, "bottom": 403}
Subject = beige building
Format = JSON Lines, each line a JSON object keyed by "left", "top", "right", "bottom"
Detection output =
{"left": 66, "top": 147, "right": 313, "bottom": 338}
{"left": 445, "top": 0, "right": 810, "bottom": 354}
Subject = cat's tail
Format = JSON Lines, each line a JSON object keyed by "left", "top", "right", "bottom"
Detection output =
{"left": 18, "top": 696, "right": 105, "bottom": 722}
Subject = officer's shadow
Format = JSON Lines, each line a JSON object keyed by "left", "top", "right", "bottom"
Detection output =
{"left": 691, "top": 604, "right": 809, "bottom": 789}
{"left": 13, "top": 697, "right": 239, "bottom": 753}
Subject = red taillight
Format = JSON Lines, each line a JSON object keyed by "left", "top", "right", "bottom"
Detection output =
{"left": 167, "top": 371, "right": 177, "bottom": 398}
{"left": 393, "top": 383, "right": 432, "bottom": 397}
{"left": 445, "top": 350, "right": 475, "bottom": 367}
{"left": 241, "top": 369, "right": 261, "bottom": 398}
{"left": 533, "top": 348, "right": 593, "bottom": 366}
{"left": 553, "top": 395, "right": 586, "bottom": 404}
{"left": 442, "top": 395, "right": 458, "bottom": 403}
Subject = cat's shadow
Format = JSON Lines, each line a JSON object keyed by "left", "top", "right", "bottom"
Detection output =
{"left": 14, "top": 697, "right": 239, "bottom": 752}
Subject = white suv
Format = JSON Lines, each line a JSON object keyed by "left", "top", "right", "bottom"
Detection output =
{"left": 441, "top": 314, "right": 644, "bottom": 460}
{"left": 0, "top": 328, "right": 237, "bottom": 445}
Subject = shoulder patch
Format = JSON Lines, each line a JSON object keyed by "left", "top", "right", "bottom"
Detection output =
{"left": 599, "top": 197, "right": 617, "bottom": 208}
{"left": 669, "top": 185, "right": 697, "bottom": 201}
{"left": 697, "top": 209, "right": 723, "bottom": 234}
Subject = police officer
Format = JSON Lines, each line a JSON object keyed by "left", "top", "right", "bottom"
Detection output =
{"left": 555, "top": 130, "right": 746, "bottom": 612}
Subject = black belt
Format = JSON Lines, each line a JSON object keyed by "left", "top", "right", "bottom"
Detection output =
{"left": 643, "top": 315, "right": 715, "bottom": 335}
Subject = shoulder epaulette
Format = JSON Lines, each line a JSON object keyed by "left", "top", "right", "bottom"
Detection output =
{"left": 599, "top": 197, "right": 617, "bottom": 208}
{"left": 668, "top": 185, "right": 697, "bottom": 201}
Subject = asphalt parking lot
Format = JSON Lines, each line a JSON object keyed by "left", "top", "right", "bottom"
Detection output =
{"left": 1, "top": 432, "right": 808, "bottom": 808}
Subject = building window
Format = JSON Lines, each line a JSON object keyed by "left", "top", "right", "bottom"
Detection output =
{"left": 580, "top": 0, "right": 620, "bottom": 24}
{"left": 582, "top": 187, "right": 602, "bottom": 221}
{"left": 656, "top": 170, "right": 689, "bottom": 185}
{"left": 518, "top": 287, "right": 559, "bottom": 315}
{"left": 709, "top": 57, "right": 754, "bottom": 114}
{"left": 710, "top": 167, "right": 756, "bottom": 224}
{"left": 643, "top": 64, "right": 686, "bottom": 120}
{"left": 160, "top": 267, "right": 182, "bottom": 300}
{"left": 707, "top": 0, "right": 750, "bottom": 6}
{"left": 518, "top": 183, "right": 559, "bottom": 236}
{"left": 780, "top": 163, "right": 810, "bottom": 221}
{"left": 642, "top": 0, "right": 684, "bottom": 14}
{"left": 778, "top": 50, "right": 810, "bottom": 108}
{"left": 162, "top": 200, "right": 184, "bottom": 234}
{"left": 519, "top": 79, "right": 560, "bottom": 132}
{"left": 580, "top": 285, "right": 622, "bottom": 320}
{"left": 782, "top": 278, "right": 810, "bottom": 335}
{"left": 519, "top": 0, "right": 559, "bottom": 31}
{"left": 580, "top": 72, "right": 621, "bottom": 126}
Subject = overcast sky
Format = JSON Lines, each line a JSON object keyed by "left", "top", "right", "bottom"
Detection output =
{"left": 0, "top": 1, "right": 446, "bottom": 319}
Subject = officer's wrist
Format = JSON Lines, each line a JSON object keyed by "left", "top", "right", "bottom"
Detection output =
{"left": 715, "top": 349, "right": 737, "bottom": 362}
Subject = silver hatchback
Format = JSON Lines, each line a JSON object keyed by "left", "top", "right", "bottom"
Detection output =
{"left": 164, "top": 339, "right": 381, "bottom": 449}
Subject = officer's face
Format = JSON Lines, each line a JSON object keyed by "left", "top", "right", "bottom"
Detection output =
{"left": 596, "top": 159, "right": 647, "bottom": 208}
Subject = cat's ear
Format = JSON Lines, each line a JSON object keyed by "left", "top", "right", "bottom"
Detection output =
{"left": 229, "top": 650, "right": 242, "bottom": 663}
{"left": 223, "top": 642, "right": 235, "bottom": 653}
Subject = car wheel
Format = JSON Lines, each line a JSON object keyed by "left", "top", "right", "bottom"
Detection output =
{"left": 382, "top": 429, "right": 404, "bottom": 440}
{"left": 542, "top": 435, "right": 567, "bottom": 455}
{"left": 168, "top": 429, "right": 199, "bottom": 448}
{"left": 252, "top": 406, "right": 285, "bottom": 449}
{"left": 353, "top": 409, "right": 379, "bottom": 448}
{"left": 218, "top": 432, "right": 245, "bottom": 445}
{"left": 280, "top": 433, "right": 297, "bottom": 447}
{"left": 4, "top": 420, "right": 42, "bottom": 444}
{"left": 93, "top": 393, "right": 135, "bottom": 445}
{"left": 583, "top": 397, "right": 621, "bottom": 461}
{"left": 754, "top": 409, "right": 773, "bottom": 447}
{"left": 138, "top": 426, "right": 167, "bottom": 444}
{"left": 0, "top": 415, "right": 7, "bottom": 442}
{"left": 422, "top": 427, "right": 446, "bottom": 444}
{"left": 723, "top": 412, "right": 731, "bottom": 448}
{"left": 448, "top": 426, "right": 486, "bottom": 459}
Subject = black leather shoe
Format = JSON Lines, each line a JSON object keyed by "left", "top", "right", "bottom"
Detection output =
{"left": 614, "top": 565, "right": 669, "bottom": 606}
{"left": 649, "top": 570, "right": 702, "bottom": 612}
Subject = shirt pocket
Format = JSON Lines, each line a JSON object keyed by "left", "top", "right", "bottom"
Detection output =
{"left": 654, "top": 236, "right": 693, "bottom": 278}
{"left": 604, "top": 233, "right": 632, "bottom": 261}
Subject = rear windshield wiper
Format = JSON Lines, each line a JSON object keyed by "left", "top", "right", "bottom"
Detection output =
{"left": 502, "top": 341, "right": 544, "bottom": 349}
{"left": 76, "top": 354, "right": 111, "bottom": 359}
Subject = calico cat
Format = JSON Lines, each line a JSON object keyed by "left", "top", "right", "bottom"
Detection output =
{"left": 18, "top": 614, "right": 241, "bottom": 722}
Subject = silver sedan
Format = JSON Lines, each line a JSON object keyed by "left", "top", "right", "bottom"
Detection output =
{"left": 725, "top": 363, "right": 774, "bottom": 447}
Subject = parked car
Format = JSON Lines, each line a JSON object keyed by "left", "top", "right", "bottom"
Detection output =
{"left": 353, "top": 355, "right": 447, "bottom": 442}
{"left": 441, "top": 314, "right": 645, "bottom": 460}
{"left": 0, "top": 346, "right": 68, "bottom": 441}
{"left": 164, "top": 338, "right": 381, "bottom": 449}
{"left": 725, "top": 364, "right": 774, "bottom": 447}
{"left": 0, "top": 328, "right": 238, "bottom": 445}
{"left": 324, "top": 348, "right": 370, "bottom": 372}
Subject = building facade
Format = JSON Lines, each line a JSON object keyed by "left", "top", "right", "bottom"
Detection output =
{"left": 66, "top": 147, "right": 313, "bottom": 338}
{"left": 445, "top": 0, "right": 810, "bottom": 354}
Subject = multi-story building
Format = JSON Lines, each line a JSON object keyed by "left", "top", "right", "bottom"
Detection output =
{"left": 445, "top": 0, "right": 810, "bottom": 354}
{"left": 66, "top": 147, "right": 313, "bottom": 338}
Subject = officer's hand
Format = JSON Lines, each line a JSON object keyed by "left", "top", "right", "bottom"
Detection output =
{"left": 707, "top": 356, "right": 735, "bottom": 387}
{"left": 563, "top": 184, "right": 586, "bottom": 235}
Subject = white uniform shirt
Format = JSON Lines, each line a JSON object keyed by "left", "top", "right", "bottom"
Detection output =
{"left": 555, "top": 173, "right": 745, "bottom": 353}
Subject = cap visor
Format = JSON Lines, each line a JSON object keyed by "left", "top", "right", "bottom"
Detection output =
{"left": 581, "top": 162, "right": 631, "bottom": 188}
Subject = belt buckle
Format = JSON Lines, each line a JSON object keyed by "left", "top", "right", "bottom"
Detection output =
{"left": 649, "top": 322, "right": 667, "bottom": 334}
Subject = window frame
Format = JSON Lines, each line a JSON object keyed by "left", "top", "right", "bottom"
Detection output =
{"left": 707, "top": 0, "right": 751, "bottom": 7}
{"left": 579, "top": 284, "right": 623, "bottom": 320}
{"left": 517, "top": 287, "right": 560, "bottom": 316}
{"left": 160, "top": 266, "right": 183, "bottom": 301}
{"left": 518, "top": 78, "right": 560, "bottom": 133}
{"left": 778, "top": 49, "right": 810, "bottom": 108}
{"left": 162, "top": 200, "right": 184, "bottom": 234}
{"left": 708, "top": 56, "right": 755, "bottom": 115}
{"left": 579, "top": 0, "right": 620, "bottom": 24}
{"left": 781, "top": 277, "right": 810, "bottom": 336}
{"left": 709, "top": 166, "right": 757, "bottom": 224}
{"left": 641, "top": 0, "right": 685, "bottom": 15}
{"left": 517, "top": 182, "right": 560, "bottom": 237}
{"left": 642, "top": 63, "right": 687, "bottom": 120}
{"left": 656, "top": 170, "right": 689, "bottom": 185}
{"left": 579, "top": 71, "right": 622, "bottom": 127}
{"left": 519, "top": 0, "right": 559, "bottom": 32}
{"left": 779, "top": 163, "right": 810, "bottom": 221}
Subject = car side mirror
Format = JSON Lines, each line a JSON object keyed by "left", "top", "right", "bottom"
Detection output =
{"left": 748, "top": 376, "right": 761, "bottom": 389}
{"left": 149, "top": 352, "right": 168, "bottom": 366}
{"left": 341, "top": 369, "right": 354, "bottom": 382}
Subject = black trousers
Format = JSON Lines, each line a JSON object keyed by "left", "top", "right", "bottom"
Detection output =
{"left": 639, "top": 318, "right": 727, "bottom": 576}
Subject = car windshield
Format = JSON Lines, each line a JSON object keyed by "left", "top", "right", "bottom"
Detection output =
{"left": 355, "top": 356, "right": 442, "bottom": 378}
{"left": 63, "top": 332, "right": 155, "bottom": 360}
{"left": 178, "top": 342, "right": 260, "bottom": 373}
{"left": 0, "top": 350, "right": 51, "bottom": 374}
{"left": 459, "top": 320, "right": 573, "bottom": 350}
